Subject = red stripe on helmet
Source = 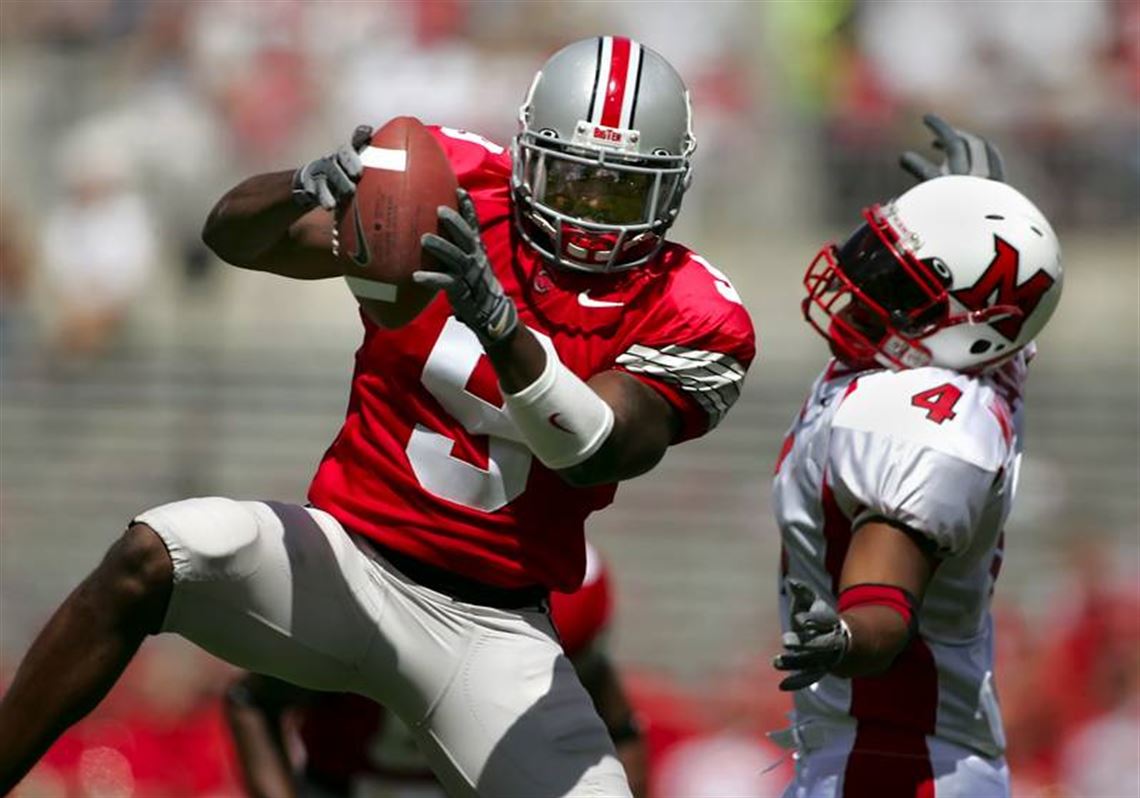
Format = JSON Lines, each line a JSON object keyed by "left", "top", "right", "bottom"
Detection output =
{"left": 600, "top": 37, "right": 632, "bottom": 128}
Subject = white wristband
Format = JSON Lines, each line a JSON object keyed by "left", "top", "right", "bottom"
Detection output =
{"left": 504, "top": 339, "right": 614, "bottom": 470}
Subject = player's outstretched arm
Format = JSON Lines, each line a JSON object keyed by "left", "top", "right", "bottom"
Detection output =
{"left": 201, "top": 126, "right": 372, "bottom": 279}
{"left": 774, "top": 521, "right": 937, "bottom": 690}
{"left": 224, "top": 673, "right": 311, "bottom": 798}
{"left": 419, "top": 189, "right": 678, "bottom": 487}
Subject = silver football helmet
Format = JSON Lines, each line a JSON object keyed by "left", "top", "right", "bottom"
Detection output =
{"left": 511, "top": 37, "right": 696, "bottom": 272}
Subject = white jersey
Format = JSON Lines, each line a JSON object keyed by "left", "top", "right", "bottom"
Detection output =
{"left": 773, "top": 357, "right": 1025, "bottom": 759}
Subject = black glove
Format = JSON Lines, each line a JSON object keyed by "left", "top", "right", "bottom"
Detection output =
{"left": 292, "top": 125, "right": 373, "bottom": 211}
{"left": 900, "top": 113, "right": 1005, "bottom": 183}
{"left": 773, "top": 578, "right": 851, "bottom": 691}
{"left": 417, "top": 188, "right": 519, "bottom": 348}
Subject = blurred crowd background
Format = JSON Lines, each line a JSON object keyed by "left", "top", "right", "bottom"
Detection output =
{"left": 0, "top": 1, "right": 1137, "bottom": 796}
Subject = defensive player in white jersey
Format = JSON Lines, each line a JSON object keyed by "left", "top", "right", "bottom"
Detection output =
{"left": 770, "top": 119, "right": 1063, "bottom": 797}
{"left": 0, "top": 38, "right": 754, "bottom": 797}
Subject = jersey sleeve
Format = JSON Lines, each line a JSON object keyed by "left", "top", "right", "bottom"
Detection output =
{"left": 827, "top": 369, "right": 1012, "bottom": 557}
{"left": 614, "top": 253, "right": 756, "bottom": 443}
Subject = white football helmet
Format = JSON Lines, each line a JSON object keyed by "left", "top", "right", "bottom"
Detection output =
{"left": 804, "top": 175, "right": 1063, "bottom": 372}
{"left": 511, "top": 36, "right": 696, "bottom": 273}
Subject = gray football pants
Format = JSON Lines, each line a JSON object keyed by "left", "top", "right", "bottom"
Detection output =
{"left": 134, "top": 497, "right": 631, "bottom": 798}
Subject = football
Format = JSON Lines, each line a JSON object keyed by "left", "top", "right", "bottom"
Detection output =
{"left": 336, "top": 116, "right": 458, "bottom": 328}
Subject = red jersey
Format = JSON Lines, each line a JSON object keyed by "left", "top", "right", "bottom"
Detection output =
{"left": 299, "top": 543, "right": 615, "bottom": 788}
{"left": 309, "top": 125, "right": 755, "bottom": 591}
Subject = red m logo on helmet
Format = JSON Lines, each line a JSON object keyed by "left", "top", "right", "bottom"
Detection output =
{"left": 952, "top": 235, "right": 1055, "bottom": 340}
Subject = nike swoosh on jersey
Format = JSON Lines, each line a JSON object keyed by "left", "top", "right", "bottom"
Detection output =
{"left": 577, "top": 291, "right": 624, "bottom": 308}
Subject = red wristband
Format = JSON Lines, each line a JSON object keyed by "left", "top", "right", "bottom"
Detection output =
{"left": 837, "top": 583, "right": 918, "bottom": 631}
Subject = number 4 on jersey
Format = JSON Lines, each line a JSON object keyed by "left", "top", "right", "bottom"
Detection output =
{"left": 911, "top": 383, "right": 963, "bottom": 424}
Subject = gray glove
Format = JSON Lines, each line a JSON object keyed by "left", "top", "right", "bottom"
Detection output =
{"left": 417, "top": 188, "right": 519, "bottom": 348}
{"left": 900, "top": 113, "right": 1005, "bottom": 183}
{"left": 292, "top": 125, "right": 373, "bottom": 211}
{"left": 773, "top": 578, "right": 851, "bottom": 691}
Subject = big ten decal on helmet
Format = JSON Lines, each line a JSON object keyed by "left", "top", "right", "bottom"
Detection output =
{"left": 510, "top": 36, "right": 697, "bottom": 273}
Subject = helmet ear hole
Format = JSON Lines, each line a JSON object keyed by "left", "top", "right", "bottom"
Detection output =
{"left": 970, "top": 340, "right": 992, "bottom": 355}
{"left": 924, "top": 257, "right": 953, "bottom": 286}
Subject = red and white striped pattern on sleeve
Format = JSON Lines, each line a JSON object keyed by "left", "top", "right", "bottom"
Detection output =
{"left": 615, "top": 343, "right": 745, "bottom": 430}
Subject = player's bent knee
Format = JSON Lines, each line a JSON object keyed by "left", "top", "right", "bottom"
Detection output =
{"left": 94, "top": 523, "right": 174, "bottom": 631}
{"left": 131, "top": 496, "right": 265, "bottom": 584}
{"left": 115, "top": 523, "right": 173, "bottom": 586}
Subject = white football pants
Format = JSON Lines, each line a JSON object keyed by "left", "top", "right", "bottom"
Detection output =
{"left": 779, "top": 721, "right": 1010, "bottom": 798}
{"left": 134, "top": 497, "right": 630, "bottom": 798}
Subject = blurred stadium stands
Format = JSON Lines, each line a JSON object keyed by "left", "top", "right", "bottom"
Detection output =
{"left": 1, "top": 1, "right": 1137, "bottom": 796}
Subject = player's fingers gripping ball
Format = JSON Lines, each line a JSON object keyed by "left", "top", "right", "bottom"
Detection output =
{"left": 418, "top": 188, "right": 519, "bottom": 347}
{"left": 337, "top": 116, "right": 459, "bottom": 329}
{"left": 293, "top": 129, "right": 370, "bottom": 212}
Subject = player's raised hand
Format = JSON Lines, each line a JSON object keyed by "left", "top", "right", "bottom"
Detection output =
{"left": 292, "top": 125, "right": 374, "bottom": 211}
{"left": 773, "top": 578, "right": 851, "bottom": 691}
{"left": 900, "top": 113, "right": 1005, "bottom": 183}
{"left": 417, "top": 188, "right": 519, "bottom": 348}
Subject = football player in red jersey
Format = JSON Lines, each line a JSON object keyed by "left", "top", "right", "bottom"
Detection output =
{"left": 0, "top": 37, "right": 753, "bottom": 797}
{"left": 770, "top": 118, "right": 1063, "bottom": 797}
{"left": 224, "top": 543, "right": 649, "bottom": 798}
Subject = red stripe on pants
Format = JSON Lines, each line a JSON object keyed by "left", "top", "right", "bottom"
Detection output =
{"left": 842, "top": 724, "right": 935, "bottom": 798}
{"left": 600, "top": 38, "right": 631, "bottom": 127}
{"left": 844, "top": 609, "right": 939, "bottom": 794}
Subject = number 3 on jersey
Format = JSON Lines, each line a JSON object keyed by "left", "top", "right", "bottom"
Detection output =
{"left": 406, "top": 317, "right": 538, "bottom": 512}
{"left": 911, "top": 383, "right": 963, "bottom": 424}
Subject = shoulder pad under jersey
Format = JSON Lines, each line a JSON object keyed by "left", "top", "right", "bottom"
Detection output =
{"left": 832, "top": 367, "right": 1013, "bottom": 473}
